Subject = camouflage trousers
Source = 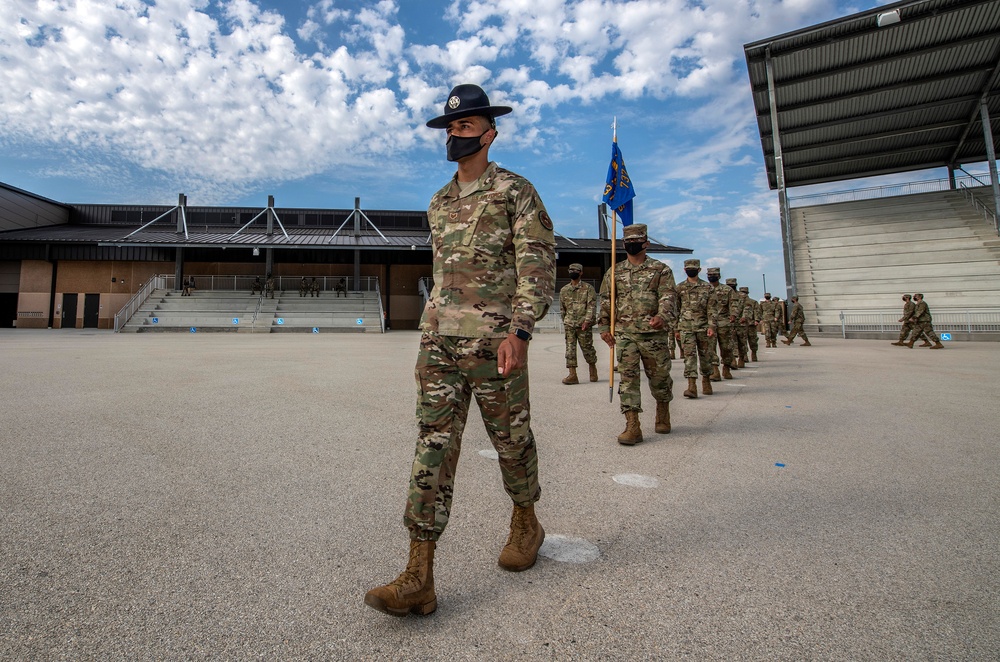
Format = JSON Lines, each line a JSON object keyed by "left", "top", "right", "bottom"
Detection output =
{"left": 907, "top": 321, "right": 939, "bottom": 344}
{"left": 899, "top": 322, "right": 929, "bottom": 344}
{"left": 712, "top": 325, "right": 736, "bottom": 368}
{"left": 564, "top": 324, "right": 597, "bottom": 367}
{"left": 785, "top": 321, "right": 809, "bottom": 343}
{"left": 680, "top": 329, "right": 714, "bottom": 378}
{"left": 764, "top": 321, "right": 780, "bottom": 345}
{"left": 616, "top": 331, "right": 673, "bottom": 414}
{"left": 405, "top": 333, "right": 540, "bottom": 542}
{"left": 734, "top": 325, "right": 749, "bottom": 361}
{"left": 746, "top": 325, "right": 759, "bottom": 353}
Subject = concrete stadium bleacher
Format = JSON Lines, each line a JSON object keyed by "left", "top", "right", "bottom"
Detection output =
{"left": 790, "top": 187, "right": 1000, "bottom": 332}
{"left": 122, "top": 289, "right": 383, "bottom": 333}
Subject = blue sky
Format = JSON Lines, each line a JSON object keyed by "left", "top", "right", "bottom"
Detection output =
{"left": 1, "top": 0, "right": 908, "bottom": 298}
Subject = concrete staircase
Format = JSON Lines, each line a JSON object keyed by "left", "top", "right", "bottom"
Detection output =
{"left": 121, "top": 289, "right": 384, "bottom": 333}
{"left": 790, "top": 187, "right": 1000, "bottom": 331}
{"left": 123, "top": 290, "right": 264, "bottom": 332}
{"left": 265, "top": 291, "right": 383, "bottom": 332}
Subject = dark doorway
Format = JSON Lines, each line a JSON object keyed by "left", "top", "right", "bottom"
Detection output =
{"left": 0, "top": 293, "right": 16, "bottom": 329}
{"left": 83, "top": 294, "right": 100, "bottom": 329}
{"left": 62, "top": 293, "right": 78, "bottom": 329}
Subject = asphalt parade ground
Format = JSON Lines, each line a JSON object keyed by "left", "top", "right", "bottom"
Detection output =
{"left": 1, "top": 329, "right": 997, "bottom": 660}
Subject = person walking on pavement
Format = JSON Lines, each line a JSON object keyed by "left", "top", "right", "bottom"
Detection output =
{"left": 364, "top": 84, "right": 556, "bottom": 617}
{"left": 559, "top": 263, "right": 599, "bottom": 384}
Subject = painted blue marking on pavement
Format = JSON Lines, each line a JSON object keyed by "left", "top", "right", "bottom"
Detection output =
{"left": 775, "top": 463, "right": 785, "bottom": 467}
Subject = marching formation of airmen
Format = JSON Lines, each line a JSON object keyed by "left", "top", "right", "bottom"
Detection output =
{"left": 560, "top": 223, "right": 815, "bottom": 445}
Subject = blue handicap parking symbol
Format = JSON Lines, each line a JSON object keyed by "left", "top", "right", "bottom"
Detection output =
{"left": 232, "top": 318, "right": 239, "bottom": 325}
{"left": 151, "top": 317, "right": 158, "bottom": 324}
{"left": 356, "top": 318, "right": 364, "bottom": 325}
{"left": 277, "top": 318, "right": 284, "bottom": 325}
{"left": 312, "top": 327, "right": 319, "bottom": 334}
{"left": 190, "top": 327, "right": 197, "bottom": 333}
{"left": 940, "top": 333, "right": 951, "bottom": 341}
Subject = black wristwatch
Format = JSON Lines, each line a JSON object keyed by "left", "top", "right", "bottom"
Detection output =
{"left": 513, "top": 328, "right": 532, "bottom": 342}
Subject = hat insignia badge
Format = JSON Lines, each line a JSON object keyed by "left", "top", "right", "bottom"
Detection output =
{"left": 448, "top": 96, "right": 461, "bottom": 109}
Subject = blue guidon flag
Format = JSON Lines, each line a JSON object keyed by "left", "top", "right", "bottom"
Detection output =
{"left": 603, "top": 140, "right": 635, "bottom": 226}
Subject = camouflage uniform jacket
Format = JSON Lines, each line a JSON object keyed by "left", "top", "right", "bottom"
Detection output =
{"left": 734, "top": 291, "right": 752, "bottom": 322}
{"left": 790, "top": 301, "right": 805, "bottom": 324}
{"left": 760, "top": 299, "right": 778, "bottom": 323}
{"left": 675, "top": 278, "right": 715, "bottom": 332}
{"left": 748, "top": 299, "right": 762, "bottom": 325}
{"left": 560, "top": 281, "right": 596, "bottom": 328}
{"left": 597, "top": 257, "right": 677, "bottom": 334}
{"left": 708, "top": 282, "right": 740, "bottom": 328}
{"left": 900, "top": 300, "right": 915, "bottom": 322}
{"left": 420, "top": 162, "right": 556, "bottom": 338}
{"left": 912, "top": 300, "right": 932, "bottom": 323}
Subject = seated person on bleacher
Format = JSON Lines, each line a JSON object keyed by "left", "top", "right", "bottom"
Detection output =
{"left": 265, "top": 275, "right": 275, "bottom": 299}
{"left": 334, "top": 277, "right": 347, "bottom": 298}
{"left": 299, "top": 277, "right": 309, "bottom": 297}
{"left": 310, "top": 277, "right": 321, "bottom": 297}
{"left": 251, "top": 277, "right": 263, "bottom": 295}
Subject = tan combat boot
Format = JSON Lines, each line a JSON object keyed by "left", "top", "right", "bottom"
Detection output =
{"left": 906, "top": 338, "right": 915, "bottom": 348}
{"left": 654, "top": 401, "right": 671, "bottom": 434}
{"left": 722, "top": 365, "right": 733, "bottom": 380}
{"left": 710, "top": 366, "right": 722, "bottom": 382}
{"left": 919, "top": 341, "right": 932, "bottom": 347}
{"left": 738, "top": 357, "right": 746, "bottom": 368}
{"left": 701, "top": 375, "right": 713, "bottom": 395}
{"left": 781, "top": 337, "right": 791, "bottom": 345}
{"left": 364, "top": 540, "right": 437, "bottom": 616}
{"left": 617, "top": 411, "right": 643, "bottom": 445}
{"left": 588, "top": 363, "right": 599, "bottom": 382}
{"left": 801, "top": 340, "right": 812, "bottom": 346}
{"left": 683, "top": 377, "right": 698, "bottom": 399}
{"left": 498, "top": 504, "right": 545, "bottom": 572}
{"left": 890, "top": 341, "right": 905, "bottom": 346}
{"left": 929, "top": 341, "right": 944, "bottom": 349}
{"left": 751, "top": 350, "right": 758, "bottom": 362}
{"left": 562, "top": 367, "right": 579, "bottom": 385}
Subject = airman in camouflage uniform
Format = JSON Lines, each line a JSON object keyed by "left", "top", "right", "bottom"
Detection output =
{"left": 707, "top": 267, "right": 738, "bottom": 380}
{"left": 366, "top": 85, "right": 555, "bottom": 618}
{"left": 905, "top": 293, "right": 944, "bottom": 349}
{"left": 782, "top": 295, "right": 811, "bottom": 346}
{"left": 675, "top": 258, "right": 716, "bottom": 398}
{"left": 598, "top": 223, "right": 676, "bottom": 445}
{"left": 728, "top": 279, "right": 749, "bottom": 367}
{"left": 741, "top": 287, "right": 761, "bottom": 361}
{"left": 299, "top": 277, "right": 309, "bottom": 297}
{"left": 559, "top": 263, "right": 598, "bottom": 384}
{"left": 760, "top": 293, "right": 779, "bottom": 347}
{"left": 892, "top": 294, "right": 929, "bottom": 346}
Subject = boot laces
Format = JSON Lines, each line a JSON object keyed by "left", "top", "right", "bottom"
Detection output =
{"left": 507, "top": 508, "right": 532, "bottom": 546}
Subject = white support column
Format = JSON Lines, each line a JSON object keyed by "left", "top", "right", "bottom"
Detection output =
{"left": 766, "top": 47, "right": 796, "bottom": 297}
{"left": 981, "top": 100, "right": 1000, "bottom": 234}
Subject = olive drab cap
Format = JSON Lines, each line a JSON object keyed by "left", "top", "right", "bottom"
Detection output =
{"left": 684, "top": 259, "right": 700, "bottom": 269}
{"left": 725, "top": 278, "right": 737, "bottom": 285}
{"left": 706, "top": 267, "right": 720, "bottom": 276}
{"left": 426, "top": 84, "right": 513, "bottom": 129}
{"left": 568, "top": 263, "right": 583, "bottom": 272}
{"left": 739, "top": 286, "right": 749, "bottom": 293}
{"left": 622, "top": 224, "right": 647, "bottom": 241}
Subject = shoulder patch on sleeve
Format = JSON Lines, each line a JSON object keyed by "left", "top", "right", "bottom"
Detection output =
{"left": 539, "top": 210, "right": 553, "bottom": 231}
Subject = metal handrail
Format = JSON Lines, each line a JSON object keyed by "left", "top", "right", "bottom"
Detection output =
{"left": 958, "top": 182, "right": 999, "bottom": 235}
{"left": 114, "top": 273, "right": 172, "bottom": 332}
{"left": 375, "top": 280, "right": 386, "bottom": 333}
{"left": 789, "top": 173, "right": 991, "bottom": 207}
{"left": 838, "top": 308, "right": 1000, "bottom": 337}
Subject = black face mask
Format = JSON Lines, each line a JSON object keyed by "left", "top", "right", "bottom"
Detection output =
{"left": 765, "top": 296, "right": 771, "bottom": 300}
{"left": 707, "top": 276, "right": 719, "bottom": 283}
{"left": 684, "top": 268, "right": 699, "bottom": 278}
{"left": 728, "top": 284, "right": 737, "bottom": 291}
{"left": 569, "top": 272, "right": 581, "bottom": 280}
{"left": 447, "top": 132, "right": 487, "bottom": 162}
{"left": 623, "top": 241, "right": 645, "bottom": 256}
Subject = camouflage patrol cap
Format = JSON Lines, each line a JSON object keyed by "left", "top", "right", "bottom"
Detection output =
{"left": 902, "top": 293, "right": 912, "bottom": 299}
{"left": 568, "top": 263, "right": 583, "bottom": 272}
{"left": 725, "top": 278, "right": 737, "bottom": 286}
{"left": 684, "top": 259, "right": 700, "bottom": 269}
{"left": 739, "top": 286, "right": 749, "bottom": 293}
{"left": 622, "top": 224, "right": 647, "bottom": 241}
{"left": 706, "top": 267, "right": 720, "bottom": 276}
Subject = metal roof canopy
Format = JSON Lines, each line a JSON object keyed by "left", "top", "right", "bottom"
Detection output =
{"left": 744, "top": 0, "right": 1000, "bottom": 191}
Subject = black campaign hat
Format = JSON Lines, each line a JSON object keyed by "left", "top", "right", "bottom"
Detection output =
{"left": 426, "top": 84, "right": 512, "bottom": 129}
